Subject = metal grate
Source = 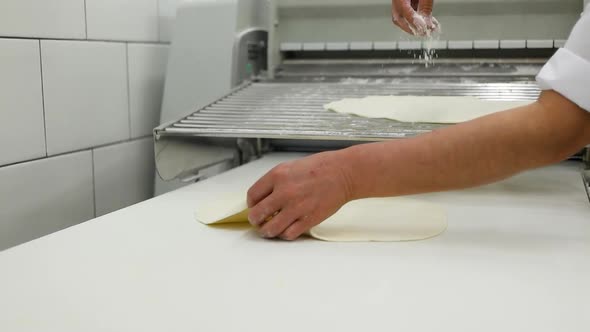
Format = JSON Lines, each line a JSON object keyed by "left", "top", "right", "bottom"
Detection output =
{"left": 160, "top": 81, "right": 540, "bottom": 141}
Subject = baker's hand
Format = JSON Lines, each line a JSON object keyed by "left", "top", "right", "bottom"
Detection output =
{"left": 391, "top": 0, "right": 438, "bottom": 36}
{"left": 247, "top": 152, "right": 354, "bottom": 241}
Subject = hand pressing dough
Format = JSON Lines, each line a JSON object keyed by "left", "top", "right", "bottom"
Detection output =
{"left": 195, "top": 195, "right": 447, "bottom": 242}
{"left": 324, "top": 96, "right": 530, "bottom": 124}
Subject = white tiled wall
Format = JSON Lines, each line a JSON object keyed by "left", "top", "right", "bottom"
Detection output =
{"left": 128, "top": 44, "right": 169, "bottom": 138}
{"left": 93, "top": 138, "right": 155, "bottom": 217}
{"left": 0, "top": 0, "right": 187, "bottom": 250}
{"left": 0, "top": 39, "right": 46, "bottom": 166}
{"left": 0, "top": 151, "right": 95, "bottom": 251}
{"left": 0, "top": 0, "right": 86, "bottom": 39}
{"left": 42, "top": 40, "right": 130, "bottom": 155}
{"left": 86, "top": 0, "right": 159, "bottom": 42}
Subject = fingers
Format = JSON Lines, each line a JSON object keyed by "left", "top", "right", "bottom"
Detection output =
{"left": 430, "top": 16, "right": 441, "bottom": 32}
{"left": 258, "top": 208, "right": 300, "bottom": 239}
{"left": 402, "top": 1, "right": 429, "bottom": 35}
{"left": 393, "top": 0, "right": 419, "bottom": 35}
{"left": 393, "top": 0, "right": 437, "bottom": 36}
{"left": 399, "top": 0, "right": 418, "bottom": 27}
{"left": 392, "top": 0, "right": 414, "bottom": 35}
{"left": 418, "top": 0, "right": 439, "bottom": 34}
{"left": 393, "top": 16, "right": 415, "bottom": 35}
{"left": 247, "top": 172, "right": 275, "bottom": 208}
{"left": 411, "top": 14, "right": 428, "bottom": 36}
{"left": 279, "top": 216, "right": 314, "bottom": 241}
{"left": 248, "top": 192, "right": 284, "bottom": 226}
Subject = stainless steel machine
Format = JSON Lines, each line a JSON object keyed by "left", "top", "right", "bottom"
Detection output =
{"left": 155, "top": 0, "right": 589, "bottom": 199}
{"left": 3, "top": 3, "right": 590, "bottom": 328}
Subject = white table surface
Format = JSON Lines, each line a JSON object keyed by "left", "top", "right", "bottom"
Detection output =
{"left": 1, "top": 152, "right": 589, "bottom": 332}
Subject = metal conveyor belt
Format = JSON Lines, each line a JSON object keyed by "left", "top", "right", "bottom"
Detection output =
{"left": 158, "top": 81, "right": 540, "bottom": 141}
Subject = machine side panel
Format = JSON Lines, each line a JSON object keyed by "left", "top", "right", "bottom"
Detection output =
{"left": 160, "top": 0, "right": 238, "bottom": 125}
{"left": 156, "top": 0, "right": 239, "bottom": 195}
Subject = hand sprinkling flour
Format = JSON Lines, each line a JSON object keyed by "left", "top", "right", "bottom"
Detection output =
{"left": 391, "top": 0, "right": 439, "bottom": 36}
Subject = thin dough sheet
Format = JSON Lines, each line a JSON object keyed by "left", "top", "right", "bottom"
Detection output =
{"left": 310, "top": 198, "right": 447, "bottom": 242}
{"left": 194, "top": 193, "right": 249, "bottom": 225}
{"left": 324, "top": 96, "right": 530, "bottom": 124}
{"left": 195, "top": 195, "right": 448, "bottom": 242}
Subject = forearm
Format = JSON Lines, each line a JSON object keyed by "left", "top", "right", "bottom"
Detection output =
{"left": 340, "top": 91, "right": 590, "bottom": 199}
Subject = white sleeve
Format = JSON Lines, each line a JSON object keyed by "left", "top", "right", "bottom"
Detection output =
{"left": 536, "top": 5, "right": 590, "bottom": 111}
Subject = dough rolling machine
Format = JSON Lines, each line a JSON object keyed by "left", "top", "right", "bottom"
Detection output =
{"left": 1, "top": 2, "right": 590, "bottom": 330}
{"left": 155, "top": 0, "right": 589, "bottom": 197}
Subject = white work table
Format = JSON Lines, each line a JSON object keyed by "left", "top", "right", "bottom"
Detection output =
{"left": 1, "top": 153, "right": 589, "bottom": 332}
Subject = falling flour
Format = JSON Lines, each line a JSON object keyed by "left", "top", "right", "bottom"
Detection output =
{"left": 409, "top": 14, "right": 442, "bottom": 68}
{"left": 421, "top": 31, "right": 441, "bottom": 67}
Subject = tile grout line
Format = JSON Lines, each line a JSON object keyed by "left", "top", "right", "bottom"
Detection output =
{"left": 91, "top": 149, "right": 97, "bottom": 218}
{"left": 83, "top": 0, "right": 88, "bottom": 39}
{"left": 38, "top": 40, "right": 49, "bottom": 157}
{"left": 156, "top": 0, "right": 161, "bottom": 42}
{"left": 0, "top": 36, "right": 169, "bottom": 45}
{"left": 125, "top": 43, "right": 132, "bottom": 139}
{"left": 0, "top": 135, "right": 153, "bottom": 169}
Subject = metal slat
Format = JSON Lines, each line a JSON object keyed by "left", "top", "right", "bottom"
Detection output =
{"left": 160, "top": 81, "right": 540, "bottom": 141}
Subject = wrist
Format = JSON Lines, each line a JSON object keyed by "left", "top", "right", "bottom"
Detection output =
{"left": 331, "top": 146, "right": 366, "bottom": 201}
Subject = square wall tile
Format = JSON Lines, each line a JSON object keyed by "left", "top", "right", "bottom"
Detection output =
{"left": 128, "top": 44, "right": 169, "bottom": 138}
{"left": 41, "top": 40, "right": 130, "bottom": 155}
{"left": 86, "top": 0, "right": 159, "bottom": 41}
{"left": 0, "top": 151, "right": 94, "bottom": 251}
{"left": 93, "top": 138, "right": 155, "bottom": 216}
{"left": 0, "top": 0, "right": 85, "bottom": 39}
{"left": 159, "top": 0, "right": 185, "bottom": 42}
{"left": 0, "top": 39, "right": 46, "bottom": 166}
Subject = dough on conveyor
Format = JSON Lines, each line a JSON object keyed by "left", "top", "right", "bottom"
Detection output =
{"left": 324, "top": 96, "right": 530, "bottom": 124}
{"left": 195, "top": 195, "right": 447, "bottom": 242}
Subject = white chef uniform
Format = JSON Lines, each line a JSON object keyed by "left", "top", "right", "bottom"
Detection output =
{"left": 537, "top": 4, "right": 590, "bottom": 111}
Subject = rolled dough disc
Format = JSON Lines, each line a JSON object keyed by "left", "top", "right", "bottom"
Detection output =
{"left": 195, "top": 195, "right": 447, "bottom": 242}
{"left": 324, "top": 96, "right": 530, "bottom": 124}
{"left": 194, "top": 192, "right": 249, "bottom": 225}
{"left": 309, "top": 197, "right": 447, "bottom": 242}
